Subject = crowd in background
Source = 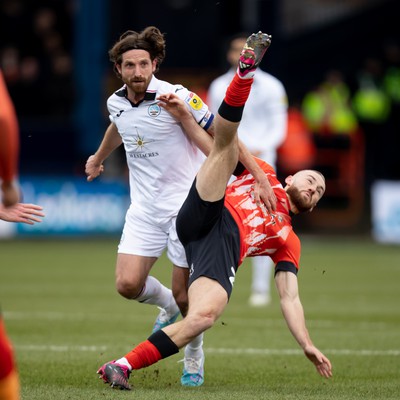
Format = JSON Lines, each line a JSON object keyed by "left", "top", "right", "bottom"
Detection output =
{"left": 0, "top": 0, "right": 75, "bottom": 120}
{"left": 1, "top": 0, "right": 399, "bottom": 192}
{"left": 298, "top": 42, "right": 400, "bottom": 186}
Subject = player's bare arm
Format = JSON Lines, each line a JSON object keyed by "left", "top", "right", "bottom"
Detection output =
{"left": 238, "top": 143, "right": 276, "bottom": 212}
{"left": 1, "top": 181, "right": 20, "bottom": 207}
{"left": 275, "top": 270, "right": 332, "bottom": 378}
{"left": 85, "top": 123, "right": 122, "bottom": 182}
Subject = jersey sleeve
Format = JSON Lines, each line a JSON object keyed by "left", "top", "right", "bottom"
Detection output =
{"left": 107, "top": 96, "right": 118, "bottom": 124}
{"left": 275, "top": 261, "right": 298, "bottom": 276}
{"left": 270, "top": 229, "right": 301, "bottom": 272}
{"left": 175, "top": 87, "right": 214, "bottom": 131}
{"left": 236, "top": 156, "right": 275, "bottom": 177}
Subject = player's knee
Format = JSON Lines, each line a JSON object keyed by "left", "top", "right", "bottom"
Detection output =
{"left": 115, "top": 278, "right": 142, "bottom": 299}
{"left": 186, "top": 310, "right": 217, "bottom": 333}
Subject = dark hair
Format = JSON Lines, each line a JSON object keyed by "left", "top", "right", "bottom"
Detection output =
{"left": 108, "top": 26, "right": 166, "bottom": 78}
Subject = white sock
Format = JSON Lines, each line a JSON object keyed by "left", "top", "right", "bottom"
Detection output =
{"left": 115, "top": 357, "right": 132, "bottom": 370}
{"left": 184, "top": 332, "right": 204, "bottom": 359}
{"left": 135, "top": 276, "right": 177, "bottom": 313}
{"left": 237, "top": 66, "right": 256, "bottom": 79}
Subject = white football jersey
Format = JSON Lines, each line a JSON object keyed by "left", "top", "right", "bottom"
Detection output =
{"left": 108, "top": 75, "right": 213, "bottom": 220}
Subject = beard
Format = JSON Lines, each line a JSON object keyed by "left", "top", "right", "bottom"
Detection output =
{"left": 286, "top": 185, "right": 313, "bottom": 213}
{"left": 126, "top": 79, "right": 147, "bottom": 94}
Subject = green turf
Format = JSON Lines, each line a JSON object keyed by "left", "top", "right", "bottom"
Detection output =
{"left": 1, "top": 236, "right": 399, "bottom": 399}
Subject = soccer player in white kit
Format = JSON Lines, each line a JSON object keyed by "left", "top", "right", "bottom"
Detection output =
{"left": 208, "top": 33, "right": 288, "bottom": 307}
{"left": 85, "top": 26, "right": 276, "bottom": 387}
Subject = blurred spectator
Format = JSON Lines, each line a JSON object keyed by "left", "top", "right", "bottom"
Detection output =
{"left": 353, "top": 57, "right": 390, "bottom": 124}
{"left": 382, "top": 40, "right": 400, "bottom": 179}
{"left": 383, "top": 40, "right": 400, "bottom": 104}
{"left": 0, "top": 47, "right": 20, "bottom": 87}
{"left": 10, "top": 56, "right": 42, "bottom": 117}
{"left": 0, "top": 1, "right": 74, "bottom": 120}
{"left": 277, "top": 103, "right": 317, "bottom": 177}
{"left": 43, "top": 51, "right": 75, "bottom": 118}
{"left": 352, "top": 57, "right": 391, "bottom": 185}
{"left": 301, "top": 69, "right": 365, "bottom": 221}
{"left": 0, "top": 0, "right": 30, "bottom": 54}
{"left": 301, "top": 69, "right": 359, "bottom": 136}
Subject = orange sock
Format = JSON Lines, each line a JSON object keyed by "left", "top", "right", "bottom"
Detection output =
{"left": 124, "top": 340, "right": 162, "bottom": 370}
{"left": 224, "top": 74, "right": 254, "bottom": 107}
{"left": 124, "top": 330, "right": 179, "bottom": 370}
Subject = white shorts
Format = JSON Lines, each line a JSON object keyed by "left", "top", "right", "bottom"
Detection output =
{"left": 118, "top": 206, "right": 188, "bottom": 268}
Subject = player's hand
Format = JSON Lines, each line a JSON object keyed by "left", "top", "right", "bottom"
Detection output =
{"left": 157, "top": 93, "right": 191, "bottom": 121}
{"left": 0, "top": 203, "right": 45, "bottom": 225}
{"left": 304, "top": 345, "right": 332, "bottom": 378}
{"left": 85, "top": 155, "right": 104, "bottom": 182}
{"left": 253, "top": 177, "right": 276, "bottom": 213}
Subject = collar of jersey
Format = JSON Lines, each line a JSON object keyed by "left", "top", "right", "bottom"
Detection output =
{"left": 118, "top": 75, "right": 158, "bottom": 106}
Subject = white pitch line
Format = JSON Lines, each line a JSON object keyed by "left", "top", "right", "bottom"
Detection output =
{"left": 14, "top": 345, "right": 400, "bottom": 356}
{"left": 206, "top": 348, "right": 400, "bottom": 356}
{"left": 15, "top": 345, "right": 107, "bottom": 352}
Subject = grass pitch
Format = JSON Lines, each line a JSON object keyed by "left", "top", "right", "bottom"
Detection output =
{"left": 1, "top": 235, "right": 399, "bottom": 399}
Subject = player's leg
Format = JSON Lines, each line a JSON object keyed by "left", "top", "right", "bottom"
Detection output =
{"left": 171, "top": 265, "right": 205, "bottom": 386}
{"left": 164, "top": 277, "right": 228, "bottom": 345}
{"left": 116, "top": 210, "right": 180, "bottom": 329}
{"left": 169, "top": 219, "right": 205, "bottom": 386}
{"left": 97, "top": 277, "right": 227, "bottom": 390}
{"left": 171, "top": 266, "right": 189, "bottom": 314}
{"left": 115, "top": 254, "right": 179, "bottom": 328}
{"left": 195, "top": 116, "right": 240, "bottom": 202}
{"left": 196, "top": 32, "right": 271, "bottom": 202}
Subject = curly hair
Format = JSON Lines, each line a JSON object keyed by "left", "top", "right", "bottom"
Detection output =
{"left": 108, "top": 26, "right": 166, "bottom": 78}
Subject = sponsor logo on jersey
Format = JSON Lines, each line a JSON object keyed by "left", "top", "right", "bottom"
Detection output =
{"left": 148, "top": 103, "right": 161, "bottom": 117}
{"left": 127, "top": 131, "right": 158, "bottom": 158}
{"left": 132, "top": 133, "right": 154, "bottom": 150}
{"left": 128, "top": 152, "right": 159, "bottom": 158}
{"left": 116, "top": 110, "right": 125, "bottom": 117}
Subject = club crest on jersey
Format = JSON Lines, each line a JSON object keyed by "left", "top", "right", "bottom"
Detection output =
{"left": 148, "top": 103, "right": 161, "bottom": 117}
{"left": 186, "top": 93, "right": 203, "bottom": 110}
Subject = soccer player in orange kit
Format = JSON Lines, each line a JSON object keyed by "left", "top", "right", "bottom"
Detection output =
{"left": 0, "top": 70, "right": 44, "bottom": 400}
